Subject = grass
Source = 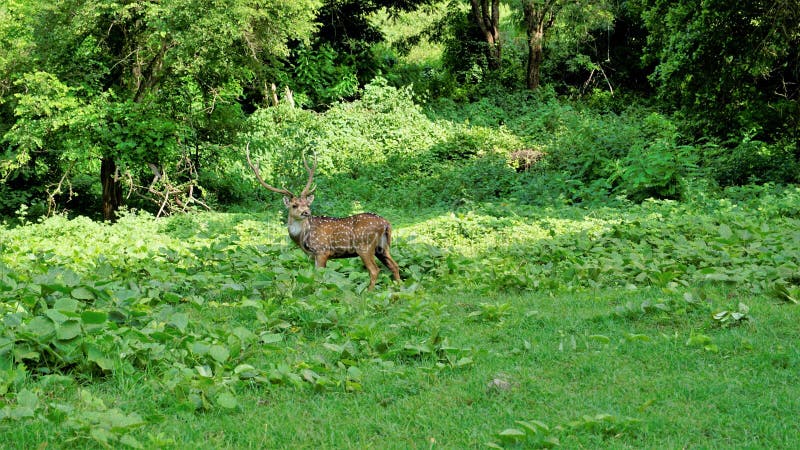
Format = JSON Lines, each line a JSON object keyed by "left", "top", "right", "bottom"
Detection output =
{"left": 1, "top": 192, "right": 800, "bottom": 448}
{"left": 5, "top": 288, "right": 798, "bottom": 448}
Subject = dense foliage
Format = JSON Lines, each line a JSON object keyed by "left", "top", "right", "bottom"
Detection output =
{"left": 1, "top": 185, "right": 799, "bottom": 446}
{"left": 635, "top": 0, "right": 800, "bottom": 141}
{"left": 0, "top": 0, "right": 321, "bottom": 219}
{"left": 1, "top": 1, "right": 799, "bottom": 447}
{"left": 1, "top": 0, "right": 798, "bottom": 218}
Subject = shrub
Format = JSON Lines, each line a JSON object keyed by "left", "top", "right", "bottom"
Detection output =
{"left": 430, "top": 126, "right": 524, "bottom": 161}
{"left": 289, "top": 43, "right": 360, "bottom": 108}
{"left": 0, "top": 183, "right": 35, "bottom": 218}
{"left": 513, "top": 171, "right": 618, "bottom": 207}
{"left": 437, "top": 155, "right": 518, "bottom": 203}
{"left": 542, "top": 108, "right": 697, "bottom": 203}
{"left": 610, "top": 141, "right": 698, "bottom": 202}
{"left": 703, "top": 138, "right": 800, "bottom": 186}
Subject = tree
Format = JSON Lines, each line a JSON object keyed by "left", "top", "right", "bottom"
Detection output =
{"left": 469, "top": 0, "right": 502, "bottom": 70}
{"left": 292, "top": 0, "right": 436, "bottom": 106}
{"left": 635, "top": 0, "right": 800, "bottom": 143}
{"left": 1, "top": 0, "right": 321, "bottom": 219}
{"left": 520, "top": 0, "right": 612, "bottom": 90}
{"left": 522, "top": 0, "right": 559, "bottom": 89}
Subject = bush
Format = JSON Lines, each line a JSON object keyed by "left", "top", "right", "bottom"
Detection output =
{"left": 289, "top": 43, "right": 360, "bottom": 108}
{"left": 610, "top": 141, "right": 698, "bottom": 202}
{"left": 233, "top": 78, "right": 798, "bottom": 212}
{"left": 430, "top": 126, "right": 524, "bottom": 161}
{"left": 513, "top": 171, "right": 618, "bottom": 207}
{"left": 433, "top": 155, "right": 518, "bottom": 204}
{"left": 543, "top": 108, "right": 699, "bottom": 202}
{"left": 703, "top": 138, "right": 800, "bottom": 187}
{"left": 0, "top": 183, "right": 35, "bottom": 218}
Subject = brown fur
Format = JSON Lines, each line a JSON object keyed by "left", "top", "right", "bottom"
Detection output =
{"left": 246, "top": 144, "right": 400, "bottom": 290}
{"left": 284, "top": 196, "right": 401, "bottom": 291}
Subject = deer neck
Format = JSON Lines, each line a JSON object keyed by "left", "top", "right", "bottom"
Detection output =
{"left": 287, "top": 215, "right": 311, "bottom": 243}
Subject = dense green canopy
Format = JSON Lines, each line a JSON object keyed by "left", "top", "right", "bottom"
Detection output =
{"left": 0, "top": 0, "right": 797, "bottom": 219}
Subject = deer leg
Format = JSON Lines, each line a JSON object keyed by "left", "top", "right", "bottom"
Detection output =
{"left": 376, "top": 250, "right": 401, "bottom": 282}
{"left": 314, "top": 253, "right": 330, "bottom": 268}
{"left": 358, "top": 252, "right": 380, "bottom": 291}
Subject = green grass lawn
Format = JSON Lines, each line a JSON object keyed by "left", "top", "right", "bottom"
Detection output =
{"left": 1, "top": 190, "right": 799, "bottom": 448}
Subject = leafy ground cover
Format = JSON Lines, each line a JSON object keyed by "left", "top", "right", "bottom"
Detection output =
{"left": 1, "top": 184, "right": 799, "bottom": 448}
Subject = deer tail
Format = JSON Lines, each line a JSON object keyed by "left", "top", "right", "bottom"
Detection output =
{"left": 377, "top": 223, "right": 391, "bottom": 254}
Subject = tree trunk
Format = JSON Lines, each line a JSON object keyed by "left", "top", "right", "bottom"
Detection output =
{"left": 527, "top": 30, "right": 544, "bottom": 89}
{"left": 101, "top": 157, "right": 122, "bottom": 221}
{"left": 486, "top": 39, "right": 502, "bottom": 70}
{"left": 523, "top": 1, "right": 559, "bottom": 90}
{"left": 470, "top": 0, "right": 502, "bottom": 70}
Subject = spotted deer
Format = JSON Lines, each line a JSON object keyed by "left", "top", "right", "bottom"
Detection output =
{"left": 246, "top": 144, "right": 401, "bottom": 290}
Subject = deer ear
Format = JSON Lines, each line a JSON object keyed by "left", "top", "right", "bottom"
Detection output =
{"left": 283, "top": 196, "right": 291, "bottom": 208}
{"left": 306, "top": 195, "right": 314, "bottom": 204}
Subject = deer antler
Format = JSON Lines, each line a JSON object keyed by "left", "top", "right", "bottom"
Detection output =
{"left": 245, "top": 142, "right": 295, "bottom": 198}
{"left": 300, "top": 151, "right": 317, "bottom": 197}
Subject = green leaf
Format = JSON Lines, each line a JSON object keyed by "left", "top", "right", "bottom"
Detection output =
{"left": 54, "top": 298, "right": 80, "bottom": 312}
{"left": 497, "top": 428, "right": 526, "bottom": 442}
{"left": 771, "top": 283, "right": 799, "bottom": 304}
{"left": 345, "top": 380, "right": 362, "bottom": 392}
{"left": 86, "top": 343, "right": 115, "bottom": 371}
{"left": 234, "top": 364, "right": 259, "bottom": 379}
{"left": 346, "top": 365, "right": 363, "bottom": 380}
{"left": 0, "top": 337, "right": 14, "bottom": 356}
{"left": 195, "top": 365, "right": 213, "bottom": 378}
{"left": 542, "top": 436, "right": 560, "bottom": 447}
{"left": 168, "top": 313, "right": 189, "bottom": 333}
{"left": 323, "top": 342, "right": 344, "bottom": 353}
{"left": 161, "top": 292, "right": 182, "bottom": 303}
{"left": 190, "top": 342, "right": 210, "bottom": 355}
{"left": 120, "top": 434, "right": 145, "bottom": 449}
{"left": 260, "top": 333, "right": 284, "bottom": 345}
{"left": 16, "top": 388, "right": 39, "bottom": 411}
{"left": 300, "top": 369, "right": 318, "bottom": 383}
{"left": 26, "top": 316, "right": 55, "bottom": 340}
{"left": 718, "top": 224, "right": 733, "bottom": 239}
{"left": 624, "top": 333, "right": 651, "bottom": 342}
{"left": 686, "top": 334, "right": 712, "bottom": 346}
{"left": 106, "top": 408, "right": 146, "bottom": 430}
{"left": 90, "top": 427, "right": 114, "bottom": 446}
{"left": 81, "top": 310, "right": 108, "bottom": 324}
{"left": 209, "top": 345, "right": 230, "bottom": 363}
{"left": 704, "top": 272, "right": 731, "bottom": 281}
{"left": 80, "top": 389, "right": 107, "bottom": 410}
{"left": 588, "top": 334, "right": 611, "bottom": 344}
{"left": 516, "top": 419, "right": 549, "bottom": 434}
{"left": 46, "top": 402, "right": 73, "bottom": 422}
{"left": 231, "top": 327, "right": 256, "bottom": 343}
{"left": 56, "top": 320, "right": 82, "bottom": 340}
{"left": 7, "top": 405, "right": 35, "bottom": 419}
{"left": 71, "top": 286, "right": 95, "bottom": 300}
{"left": 455, "top": 357, "right": 474, "bottom": 367}
{"left": 216, "top": 392, "right": 238, "bottom": 409}
{"left": 45, "top": 308, "right": 69, "bottom": 324}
